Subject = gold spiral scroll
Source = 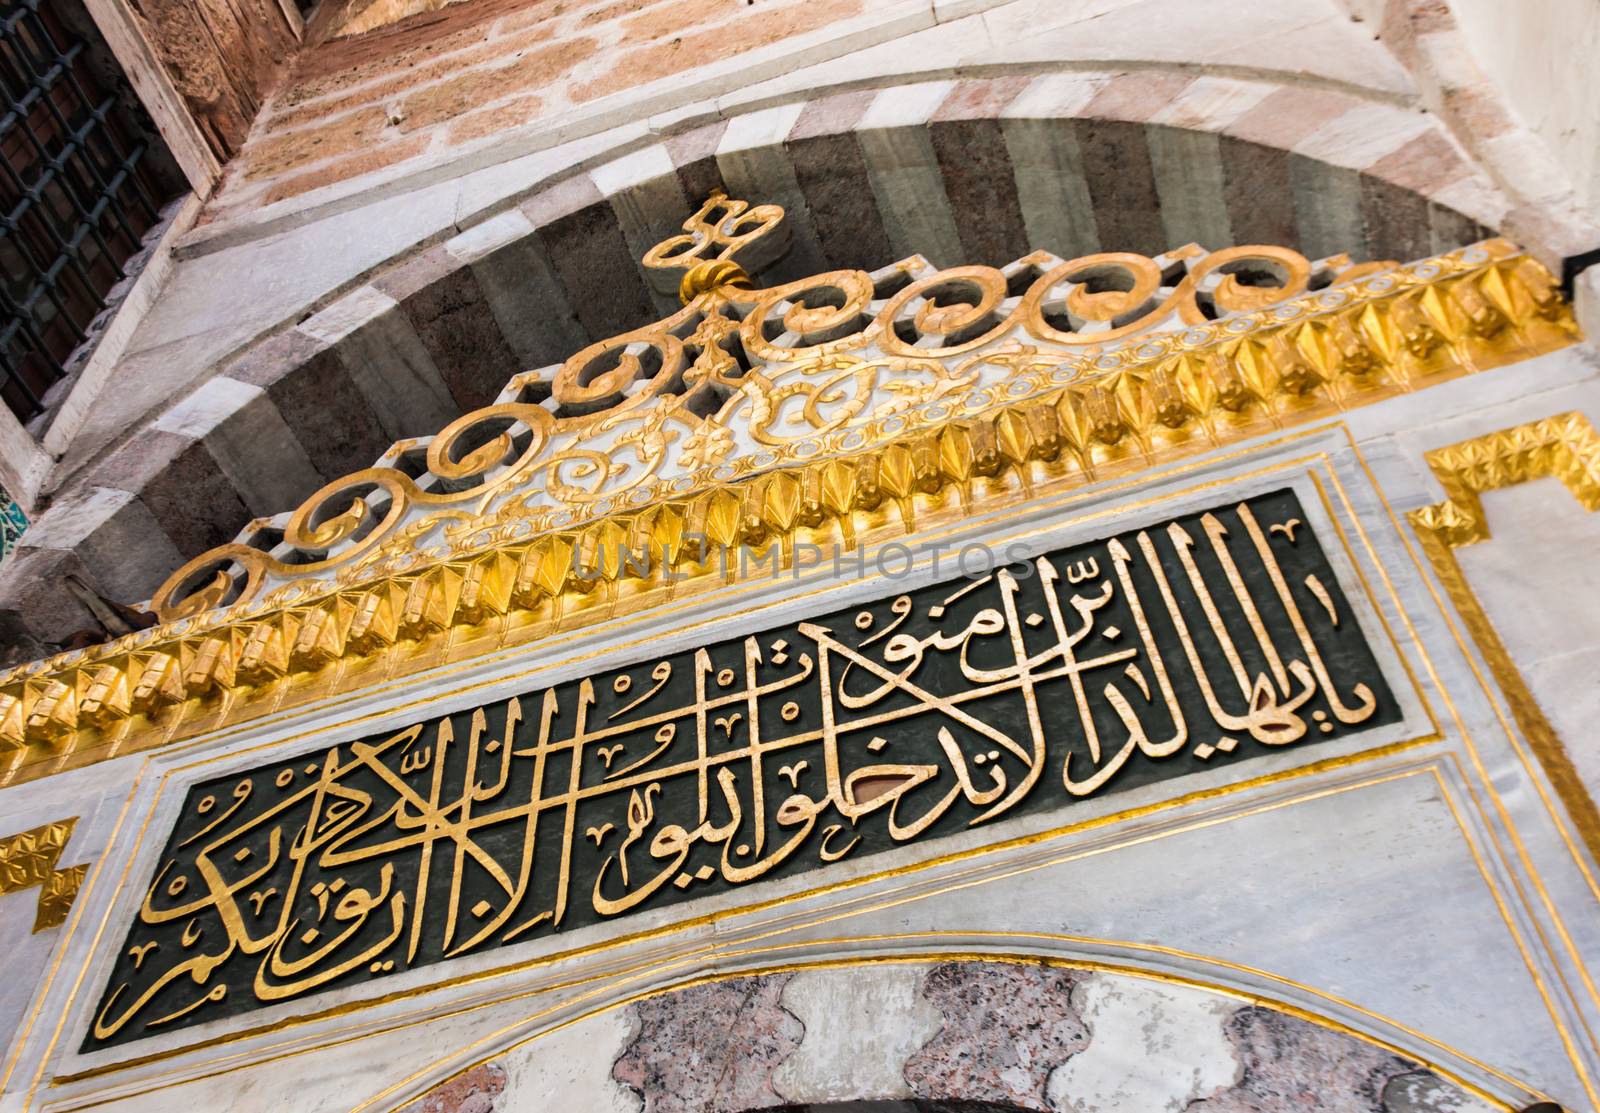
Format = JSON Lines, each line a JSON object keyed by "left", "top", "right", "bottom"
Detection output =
{"left": 0, "top": 190, "right": 1578, "bottom": 783}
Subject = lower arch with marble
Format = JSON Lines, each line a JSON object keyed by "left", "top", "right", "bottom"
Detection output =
{"left": 392, "top": 961, "right": 1514, "bottom": 1113}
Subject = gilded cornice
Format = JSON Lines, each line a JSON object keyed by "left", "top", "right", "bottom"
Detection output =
{"left": 0, "top": 194, "right": 1578, "bottom": 784}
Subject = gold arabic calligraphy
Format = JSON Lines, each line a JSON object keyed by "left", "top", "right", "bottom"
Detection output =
{"left": 88, "top": 489, "right": 1396, "bottom": 1048}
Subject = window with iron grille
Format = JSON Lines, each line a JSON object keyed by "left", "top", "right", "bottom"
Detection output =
{"left": 0, "top": 0, "right": 184, "bottom": 425}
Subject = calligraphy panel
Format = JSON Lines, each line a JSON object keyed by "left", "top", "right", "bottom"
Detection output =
{"left": 86, "top": 489, "right": 1401, "bottom": 1049}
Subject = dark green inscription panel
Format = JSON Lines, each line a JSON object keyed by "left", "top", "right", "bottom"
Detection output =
{"left": 88, "top": 489, "right": 1399, "bottom": 1048}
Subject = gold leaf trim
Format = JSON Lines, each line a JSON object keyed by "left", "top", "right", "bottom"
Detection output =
{"left": 0, "top": 818, "right": 86, "bottom": 932}
{"left": 1408, "top": 412, "right": 1600, "bottom": 861}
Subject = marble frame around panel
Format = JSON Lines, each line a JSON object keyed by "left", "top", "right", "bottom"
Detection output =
{"left": 56, "top": 760, "right": 1568, "bottom": 1111}
{"left": 1320, "top": 440, "right": 1600, "bottom": 1108}
{"left": 18, "top": 425, "right": 1597, "bottom": 1112}
{"left": 32, "top": 438, "right": 1438, "bottom": 1077}
{"left": 80, "top": 489, "right": 1412, "bottom": 1051}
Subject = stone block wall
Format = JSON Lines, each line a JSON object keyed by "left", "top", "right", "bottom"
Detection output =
{"left": 14, "top": 0, "right": 1600, "bottom": 656}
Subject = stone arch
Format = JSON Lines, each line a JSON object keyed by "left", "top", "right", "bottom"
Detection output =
{"left": 388, "top": 959, "right": 1519, "bottom": 1113}
{"left": 2, "top": 68, "right": 1540, "bottom": 642}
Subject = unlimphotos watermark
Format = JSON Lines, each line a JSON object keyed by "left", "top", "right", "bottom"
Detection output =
{"left": 569, "top": 535, "right": 1047, "bottom": 584}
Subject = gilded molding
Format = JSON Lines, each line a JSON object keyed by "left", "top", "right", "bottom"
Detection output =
{"left": 1409, "top": 412, "right": 1600, "bottom": 861}
{"left": 0, "top": 818, "right": 86, "bottom": 932}
{"left": 0, "top": 194, "right": 1578, "bottom": 784}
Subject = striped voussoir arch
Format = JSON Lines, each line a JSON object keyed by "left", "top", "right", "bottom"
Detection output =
{"left": 9, "top": 69, "right": 1526, "bottom": 636}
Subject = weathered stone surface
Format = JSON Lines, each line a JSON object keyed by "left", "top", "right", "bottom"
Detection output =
{"left": 773, "top": 965, "right": 944, "bottom": 1103}
{"left": 17, "top": 487, "right": 184, "bottom": 606}
{"left": 857, "top": 108, "right": 965, "bottom": 267}
{"left": 396, "top": 37, "right": 600, "bottom": 134}
{"left": 218, "top": 0, "right": 870, "bottom": 214}
{"left": 197, "top": 391, "right": 326, "bottom": 520}
{"left": 262, "top": 137, "right": 433, "bottom": 205}
{"left": 394, "top": 266, "right": 523, "bottom": 411}
{"left": 931, "top": 117, "right": 1030, "bottom": 267}
{"left": 788, "top": 138, "right": 896, "bottom": 273}
{"left": 1187, "top": 1006, "right": 1415, "bottom": 1112}
{"left": 1290, "top": 154, "right": 1365, "bottom": 261}
{"left": 538, "top": 201, "right": 657, "bottom": 341}
{"left": 135, "top": 439, "right": 252, "bottom": 559}
{"left": 1224, "top": 87, "right": 1363, "bottom": 153}
{"left": 571, "top": 0, "right": 865, "bottom": 103}
{"left": 255, "top": 346, "right": 393, "bottom": 483}
{"left": 337, "top": 0, "right": 479, "bottom": 39}
{"left": 0, "top": 547, "right": 100, "bottom": 643}
{"left": 667, "top": 122, "right": 732, "bottom": 208}
{"left": 139, "top": 0, "right": 296, "bottom": 160}
{"left": 1075, "top": 119, "right": 1165, "bottom": 256}
{"left": 1220, "top": 135, "right": 1296, "bottom": 248}
{"left": 1380, "top": 1070, "right": 1498, "bottom": 1113}
{"left": 461, "top": 218, "right": 591, "bottom": 371}
{"left": 446, "top": 93, "right": 545, "bottom": 145}
{"left": 1146, "top": 124, "right": 1231, "bottom": 250}
{"left": 1368, "top": 131, "right": 1473, "bottom": 197}
{"left": 244, "top": 108, "right": 396, "bottom": 181}
{"left": 612, "top": 974, "right": 803, "bottom": 1113}
{"left": 399, "top": 1062, "right": 507, "bottom": 1113}
{"left": 1083, "top": 70, "right": 1196, "bottom": 125}
{"left": 1048, "top": 976, "right": 1237, "bottom": 1113}
{"left": 1000, "top": 115, "right": 1101, "bottom": 259}
{"left": 1360, "top": 173, "right": 1435, "bottom": 265}
{"left": 904, "top": 962, "right": 1090, "bottom": 1109}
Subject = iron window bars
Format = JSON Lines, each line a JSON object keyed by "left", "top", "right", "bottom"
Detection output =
{"left": 0, "top": 0, "right": 175, "bottom": 423}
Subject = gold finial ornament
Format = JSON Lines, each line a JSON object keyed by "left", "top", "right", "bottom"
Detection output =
{"left": 642, "top": 189, "right": 788, "bottom": 302}
{"left": 677, "top": 258, "right": 754, "bottom": 305}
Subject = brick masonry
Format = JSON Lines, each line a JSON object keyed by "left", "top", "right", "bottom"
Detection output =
{"left": 213, "top": 0, "right": 867, "bottom": 213}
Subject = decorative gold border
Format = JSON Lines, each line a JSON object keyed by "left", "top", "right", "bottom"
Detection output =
{"left": 52, "top": 771, "right": 1549, "bottom": 1113}
{"left": 1408, "top": 412, "right": 1600, "bottom": 863}
{"left": 0, "top": 243, "right": 1578, "bottom": 783}
{"left": 1340, "top": 443, "right": 1600, "bottom": 1107}
{"left": 0, "top": 817, "right": 85, "bottom": 932}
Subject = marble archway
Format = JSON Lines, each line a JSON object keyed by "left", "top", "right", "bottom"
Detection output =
{"left": 396, "top": 961, "right": 1509, "bottom": 1113}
